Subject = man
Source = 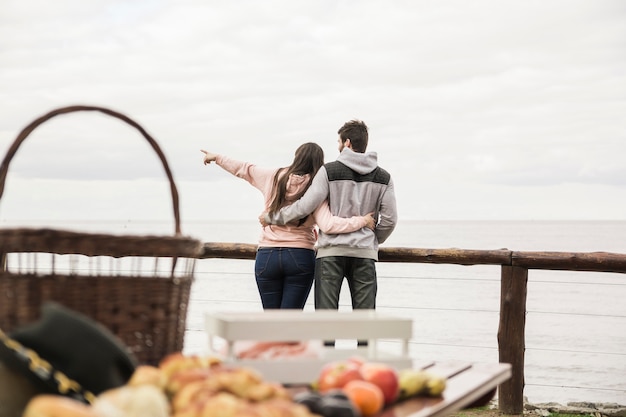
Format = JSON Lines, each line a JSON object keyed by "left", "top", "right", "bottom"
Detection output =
{"left": 263, "top": 120, "right": 397, "bottom": 341}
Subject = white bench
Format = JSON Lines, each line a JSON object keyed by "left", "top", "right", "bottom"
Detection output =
{"left": 205, "top": 310, "right": 413, "bottom": 384}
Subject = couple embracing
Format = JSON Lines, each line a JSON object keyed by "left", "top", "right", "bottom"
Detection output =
{"left": 201, "top": 119, "right": 397, "bottom": 318}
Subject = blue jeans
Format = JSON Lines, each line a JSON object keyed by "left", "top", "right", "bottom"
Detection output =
{"left": 254, "top": 247, "right": 315, "bottom": 309}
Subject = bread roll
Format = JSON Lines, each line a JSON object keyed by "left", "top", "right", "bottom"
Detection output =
{"left": 127, "top": 365, "right": 166, "bottom": 388}
{"left": 22, "top": 395, "right": 95, "bottom": 417}
{"left": 91, "top": 385, "right": 169, "bottom": 417}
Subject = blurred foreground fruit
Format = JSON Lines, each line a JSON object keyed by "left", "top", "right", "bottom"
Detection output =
{"left": 397, "top": 369, "right": 447, "bottom": 400}
{"left": 317, "top": 360, "right": 364, "bottom": 392}
{"left": 294, "top": 390, "right": 359, "bottom": 417}
{"left": 359, "top": 362, "right": 399, "bottom": 405}
{"left": 343, "top": 380, "right": 385, "bottom": 417}
{"left": 293, "top": 391, "right": 324, "bottom": 415}
{"left": 425, "top": 374, "right": 446, "bottom": 396}
{"left": 320, "top": 395, "right": 360, "bottom": 417}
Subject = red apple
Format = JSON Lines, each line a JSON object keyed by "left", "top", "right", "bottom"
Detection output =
{"left": 359, "top": 362, "right": 400, "bottom": 405}
{"left": 317, "top": 360, "right": 364, "bottom": 392}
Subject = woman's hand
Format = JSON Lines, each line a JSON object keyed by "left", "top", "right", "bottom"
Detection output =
{"left": 200, "top": 149, "right": 217, "bottom": 165}
{"left": 258, "top": 212, "right": 269, "bottom": 227}
{"left": 364, "top": 212, "right": 376, "bottom": 230}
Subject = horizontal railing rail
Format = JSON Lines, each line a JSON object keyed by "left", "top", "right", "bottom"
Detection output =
{"left": 199, "top": 243, "right": 626, "bottom": 414}
{"left": 200, "top": 243, "right": 626, "bottom": 273}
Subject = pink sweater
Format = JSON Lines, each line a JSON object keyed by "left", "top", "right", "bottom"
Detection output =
{"left": 215, "top": 155, "right": 367, "bottom": 250}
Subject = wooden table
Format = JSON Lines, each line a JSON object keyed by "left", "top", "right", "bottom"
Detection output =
{"left": 205, "top": 311, "right": 511, "bottom": 417}
{"left": 287, "top": 360, "right": 511, "bottom": 417}
{"left": 380, "top": 360, "right": 510, "bottom": 417}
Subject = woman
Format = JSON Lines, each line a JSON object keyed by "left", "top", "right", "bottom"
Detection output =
{"left": 201, "top": 143, "right": 374, "bottom": 309}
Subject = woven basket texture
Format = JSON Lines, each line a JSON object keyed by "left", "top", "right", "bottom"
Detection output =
{"left": 0, "top": 106, "right": 203, "bottom": 365}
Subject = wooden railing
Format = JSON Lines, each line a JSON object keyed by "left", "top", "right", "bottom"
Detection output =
{"left": 199, "top": 243, "right": 626, "bottom": 414}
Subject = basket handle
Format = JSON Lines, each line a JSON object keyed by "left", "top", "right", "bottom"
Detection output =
{"left": 0, "top": 105, "right": 182, "bottom": 235}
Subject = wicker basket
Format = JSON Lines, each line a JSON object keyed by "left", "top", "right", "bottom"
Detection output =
{"left": 0, "top": 105, "right": 203, "bottom": 365}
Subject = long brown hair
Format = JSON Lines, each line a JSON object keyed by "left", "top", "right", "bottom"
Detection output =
{"left": 267, "top": 142, "right": 324, "bottom": 216}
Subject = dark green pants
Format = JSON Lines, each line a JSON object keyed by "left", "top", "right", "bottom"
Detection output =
{"left": 314, "top": 256, "right": 377, "bottom": 310}
{"left": 315, "top": 256, "right": 377, "bottom": 347}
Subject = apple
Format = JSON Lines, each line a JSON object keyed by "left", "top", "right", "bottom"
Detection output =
{"left": 317, "top": 360, "right": 364, "bottom": 392}
{"left": 359, "top": 362, "right": 400, "bottom": 405}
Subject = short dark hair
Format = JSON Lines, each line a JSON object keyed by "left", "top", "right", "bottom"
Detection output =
{"left": 338, "top": 119, "right": 368, "bottom": 153}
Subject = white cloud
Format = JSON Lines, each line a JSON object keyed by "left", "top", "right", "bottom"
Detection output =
{"left": 1, "top": 0, "right": 625, "bottom": 221}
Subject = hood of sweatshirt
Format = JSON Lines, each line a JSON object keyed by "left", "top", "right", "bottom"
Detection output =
{"left": 285, "top": 172, "right": 311, "bottom": 201}
{"left": 336, "top": 148, "right": 379, "bottom": 174}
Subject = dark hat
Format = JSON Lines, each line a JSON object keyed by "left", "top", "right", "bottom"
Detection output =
{"left": 0, "top": 302, "right": 137, "bottom": 404}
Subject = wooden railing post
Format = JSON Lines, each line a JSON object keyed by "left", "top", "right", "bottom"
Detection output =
{"left": 498, "top": 265, "right": 528, "bottom": 414}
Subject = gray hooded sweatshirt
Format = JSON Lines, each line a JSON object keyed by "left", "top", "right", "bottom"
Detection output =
{"left": 265, "top": 148, "right": 397, "bottom": 260}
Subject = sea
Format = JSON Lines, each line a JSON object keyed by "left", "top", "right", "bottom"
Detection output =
{"left": 2, "top": 219, "right": 625, "bottom": 405}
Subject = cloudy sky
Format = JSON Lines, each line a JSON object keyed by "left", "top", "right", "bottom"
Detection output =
{"left": 1, "top": 0, "right": 625, "bottom": 227}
